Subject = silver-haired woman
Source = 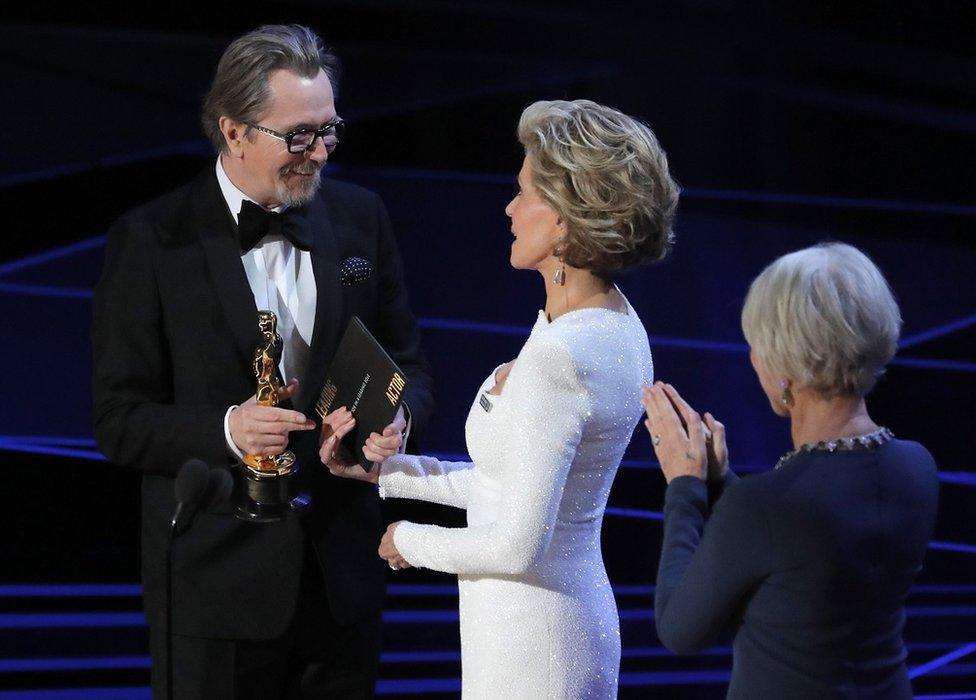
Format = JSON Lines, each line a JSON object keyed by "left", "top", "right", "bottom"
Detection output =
{"left": 322, "top": 99, "right": 679, "bottom": 698}
{"left": 644, "top": 242, "right": 939, "bottom": 699}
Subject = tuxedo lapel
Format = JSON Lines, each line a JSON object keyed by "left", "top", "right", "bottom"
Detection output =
{"left": 297, "top": 193, "right": 344, "bottom": 413}
{"left": 192, "top": 172, "right": 262, "bottom": 372}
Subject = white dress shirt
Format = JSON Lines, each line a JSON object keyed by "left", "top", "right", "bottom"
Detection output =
{"left": 216, "top": 157, "right": 316, "bottom": 458}
{"left": 216, "top": 158, "right": 410, "bottom": 460}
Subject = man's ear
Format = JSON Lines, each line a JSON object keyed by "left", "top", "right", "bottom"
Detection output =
{"left": 219, "top": 117, "right": 246, "bottom": 158}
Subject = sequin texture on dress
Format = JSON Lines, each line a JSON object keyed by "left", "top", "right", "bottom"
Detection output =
{"left": 378, "top": 294, "right": 654, "bottom": 699}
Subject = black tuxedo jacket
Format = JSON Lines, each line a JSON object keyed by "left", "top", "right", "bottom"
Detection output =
{"left": 92, "top": 168, "right": 434, "bottom": 639}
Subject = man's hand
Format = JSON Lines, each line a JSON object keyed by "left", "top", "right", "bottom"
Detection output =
{"left": 363, "top": 405, "right": 406, "bottom": 464}
{"left": 229, "top": 378, "right": 315, "bottom": 455}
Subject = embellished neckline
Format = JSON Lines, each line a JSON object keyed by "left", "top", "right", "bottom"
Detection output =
{"left": 774, "top": 427, "right": 894, "bottom": 470}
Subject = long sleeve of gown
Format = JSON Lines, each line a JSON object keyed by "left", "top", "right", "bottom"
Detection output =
{"left": 393, "top": 338, "right": 588, "bottom": 575}
{"left": 377, "top": 454, "right": 474, "bottom": 509}
{"left": 654, "top": 475, "right": 771, "bottom": 653}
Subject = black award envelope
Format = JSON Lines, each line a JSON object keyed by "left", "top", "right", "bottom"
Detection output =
{"left": 314, "top": 316, "right": 409, "bottom": 469}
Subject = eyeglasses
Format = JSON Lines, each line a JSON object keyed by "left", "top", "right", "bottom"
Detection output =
{"left": 246, "top": 118, "right": 346, "bottom": 154}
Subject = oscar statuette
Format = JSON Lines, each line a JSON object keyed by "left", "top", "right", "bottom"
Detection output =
{"left": 233, "top": 310, "right": 310, "bottom": 522}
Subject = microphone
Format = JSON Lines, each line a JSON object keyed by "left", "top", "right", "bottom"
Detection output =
{"left": 171, "top": 461, "right": 234, "bottom": 535}
{"left": 202, "top": 468, "right": 234, "bottom": 511}
{"left": 170, "top": 459, "right": 209, "bottom": 532}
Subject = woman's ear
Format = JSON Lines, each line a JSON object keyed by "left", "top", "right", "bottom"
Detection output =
{"left": 552, "top": 217, "right": 569, "bottom": 253}
{"left": 552, "top": 238, "right": 566, "bottom": 260}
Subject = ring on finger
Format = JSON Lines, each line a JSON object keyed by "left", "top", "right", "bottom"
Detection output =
{"left": 652, "top": 434, "right": 662, "bottom": 446}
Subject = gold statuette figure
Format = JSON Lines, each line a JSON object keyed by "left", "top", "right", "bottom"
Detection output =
{"left": 242, "top": 310, "right": 296, "bottom": 477}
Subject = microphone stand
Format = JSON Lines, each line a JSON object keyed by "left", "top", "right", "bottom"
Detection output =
{"left": 163, "top": 463, "right": 232, "bottom": 699}
{"left": 163, "top": 464, "right": 233, "bottom": 699}
{"left": 164, "top": 459, "right": 209, "bottom": 700}
{"left": 165, "top": 502, "right": 185, "bottom": 700}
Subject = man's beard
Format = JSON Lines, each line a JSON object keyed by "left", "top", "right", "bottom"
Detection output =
{"left": 275, "top": 164, "right": 323, "bottom": 208}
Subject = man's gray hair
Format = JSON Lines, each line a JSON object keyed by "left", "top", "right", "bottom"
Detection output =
{"left": 201, "top": 24, "right": 339, "bottom": 153}
{"left": 741, "top": 242, "right": 902, "bottom": 398}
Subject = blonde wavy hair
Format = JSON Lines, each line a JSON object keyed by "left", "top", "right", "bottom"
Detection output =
{"left": 517, "top": 99, "right": 680, "bottom": 275}
{"left": 741, "top": 242, "right": 902, "bottom": 397}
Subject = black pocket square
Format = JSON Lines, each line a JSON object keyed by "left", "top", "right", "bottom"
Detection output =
{"left": 340, "top": 257, "right": 372, "bottom": 286}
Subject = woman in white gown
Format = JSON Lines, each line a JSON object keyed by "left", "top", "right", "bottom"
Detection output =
{"left": 322, "top": 99, "right": 679, "bottom": 698}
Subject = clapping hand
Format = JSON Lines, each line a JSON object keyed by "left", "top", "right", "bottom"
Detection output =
{"left": 702, "top": 408, "right": 729, "bottom": 482}
{"left": 642, "top": 382, "right": 727, "bottom": 484}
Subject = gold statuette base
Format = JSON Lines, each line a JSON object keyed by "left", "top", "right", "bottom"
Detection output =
{"left": 242, "top": 450, "right": 296, "bottom": 478}
{"left": 235, "top": 309, "right": 310, "bottom": 521}
{"left": 234, "top": 451, "right": 308, "bottom": 523}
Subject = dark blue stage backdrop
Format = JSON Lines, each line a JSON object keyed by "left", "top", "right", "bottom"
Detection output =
{"left": 2, "top": 3, "right": 975, "bottom": 698}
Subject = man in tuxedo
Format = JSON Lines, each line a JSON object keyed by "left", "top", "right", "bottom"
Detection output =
{"left": 92, "top": 25, "right": 433, "bottom": 698}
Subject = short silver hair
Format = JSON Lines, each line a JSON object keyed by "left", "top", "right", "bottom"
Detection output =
{"left": 201, "top": 25, "right": 339, "bottom": 154}
{"left": 517, "top": 99, "right": 679, "bottom": 275}
{"left": 741, "top": 242, "right": 902, "bottom": 397}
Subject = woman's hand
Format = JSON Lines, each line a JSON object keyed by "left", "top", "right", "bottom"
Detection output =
{"left": 319, "top": 406, "right": 378, "bottom": 484}
{"left": 379, "top": 521, "right": 411, "bottom": 570}
{"left": 702, "top": 411, "right": 729, "bottom": 482}
{"left": 363, "top": 405, "right": 406, "bottom": 464}
{"left": 657, "top": 382, "right": 730, "bottom": 480}
{"left": 642, "top": 381, "right": 707, "bottom": 483}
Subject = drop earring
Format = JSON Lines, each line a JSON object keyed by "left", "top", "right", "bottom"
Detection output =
{"left": 779, "top": 379, "right": 793, "bottom": 407}
{"left": 553, "top": 245, "right": 566, "bottom": 286}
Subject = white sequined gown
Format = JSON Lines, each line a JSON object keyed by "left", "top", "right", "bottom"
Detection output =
{"left": 378, "top": 298, "right": 653, "bottom": 699}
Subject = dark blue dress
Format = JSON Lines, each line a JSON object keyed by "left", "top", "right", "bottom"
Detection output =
{"left": 655, "top": 439, "right": 939, "bottom": 699}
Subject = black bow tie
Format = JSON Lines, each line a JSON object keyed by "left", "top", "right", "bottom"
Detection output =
{"left": 237, "top": 200, "right": 313, "bottom": 253}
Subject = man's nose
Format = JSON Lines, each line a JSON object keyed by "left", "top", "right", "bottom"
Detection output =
{"left": 305, "top": 137, "right": 331, "bottom": 164}
{"left": 305, "top": 150, "right": 328, "bottom": 165}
